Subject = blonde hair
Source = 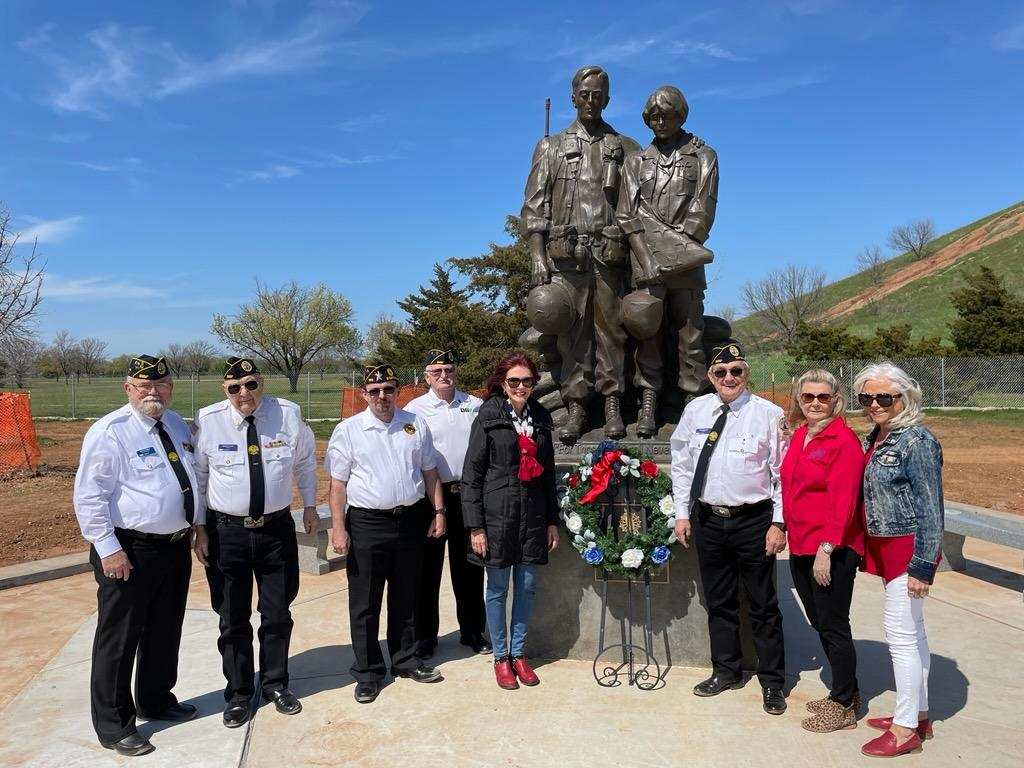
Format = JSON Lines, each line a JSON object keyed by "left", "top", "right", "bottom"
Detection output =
{"left": 853, "top": 361, "right": 924, "bottom": 430}
{"left": 788, "top": 369, "right": 845, "bottom": 428}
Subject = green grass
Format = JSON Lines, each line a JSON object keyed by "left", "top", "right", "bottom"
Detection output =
{"left": 923, "top": 408, "right": 1024, "bottom": 428}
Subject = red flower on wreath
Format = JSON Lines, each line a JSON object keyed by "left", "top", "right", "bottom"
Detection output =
{"left": 604, "top": 450, "right": 621, "bottom": 463}
{"left": 640, "top": 460, "right": 659, "bottom": 478}
{"left": 568, "top": 473, "right": 581, "bottom": 489}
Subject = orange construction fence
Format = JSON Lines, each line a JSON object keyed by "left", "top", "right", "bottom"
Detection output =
{"left": 0, "top": 392, "right": 41, "bottom": 474}
{"left": 339, "top": 384, "right": 429, "bottom": 418}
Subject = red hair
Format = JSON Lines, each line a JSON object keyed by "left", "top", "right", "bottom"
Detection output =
{"left": 485, "top": 352, "right": 539, "bottom": 397}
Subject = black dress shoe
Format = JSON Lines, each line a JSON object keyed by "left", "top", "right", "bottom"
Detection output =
{"left": 223, "top": 701, "right": 251, "bottom": 728}
{"left": 100, "top": 733, "right": 154, "bottom": 757}
{"left": 265, "top": 688, "right": 302, "bottom": 715}
{"left": 138, "top": 702, "right": 197, "bottom": 722}
{"left": 460, "top": 633, "right": 493, "bottom": 655}
{"left": 394, "top": 664, "right": 443, "bottom": 683}
{"left": 693, "top": 673, "right": 744, "bottom": 697}
{"left": 763, "top": 687, "right": 787, "bottom": 715}
{"left": 354, "top": 681, "right": 380, "bottom": 704}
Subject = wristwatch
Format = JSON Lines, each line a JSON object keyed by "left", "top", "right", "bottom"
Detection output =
{"left": 434, "top": 507, "right": 447, "bottom": 516}
{"left": 771, "top": 522, "right": 786, "bottom": 533}
{"left": 819, "top": 541, "right": 835, "bottom": 555}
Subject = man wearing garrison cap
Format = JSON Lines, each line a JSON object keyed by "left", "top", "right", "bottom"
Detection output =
{"left": 326, "top": 363, "right": 447, "bottom": 703}
{"left": 73, "top": 355, "right": 201, "bottom": 756}
{"left": 405, "top": 350, "right": 489, "bottom": 658}
{"left": 669, "top": 343, "right": 789, "bottom": 716}
{"left": 192, "top": 357, "right": 317, "bottom": 728}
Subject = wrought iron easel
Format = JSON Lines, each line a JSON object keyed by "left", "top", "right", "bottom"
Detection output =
{"left": 591, "top": 477, "right": 662, "bottom": 690}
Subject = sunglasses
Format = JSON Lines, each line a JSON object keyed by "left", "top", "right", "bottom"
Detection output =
{"left": 226, "top": 380, "right": 260, "bottom": 395}
{"left": 505, "top": 377, "right": 535, "bottom": 390}
{"left": 858, "top": 392, "right": 902, "bottom": 408}
{"left": 426, "top": 366, "right": 455, "bottom": 377}
{"left": 799, "top": 392, "right": 833, "bottom": 404}
{"left": 366, "top": 385, "right": 397, "bottom": 398}
{"left": 711, "top": 366, "right": 746, "bottom": 379}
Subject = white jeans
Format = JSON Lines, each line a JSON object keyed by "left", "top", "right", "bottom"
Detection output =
{"left": 883, "top": 572, "right": 930, "bottom": 727}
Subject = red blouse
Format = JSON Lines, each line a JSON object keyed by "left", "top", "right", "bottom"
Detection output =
{"left": 780, "top": 418, "right": 866, "bottom": 556}
{"left": 861, "top": 443, "right": 917, "bottom": 581}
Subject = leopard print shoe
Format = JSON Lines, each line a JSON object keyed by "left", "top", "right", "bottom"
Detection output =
{"left": 807, "top": 691, "right": 860, "bottom": 714}
{"left": 802, "top": 700, "right": 858, "bottom": 733}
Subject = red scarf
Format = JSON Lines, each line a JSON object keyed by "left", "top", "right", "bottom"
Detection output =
{"left": 517, "top": 433, "right": 544, "bottom": 482}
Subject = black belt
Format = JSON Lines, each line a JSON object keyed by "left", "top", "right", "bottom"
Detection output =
{"left": 442, "top": 481, "right": 461, "bottom": 496}
{"left": 116, "top": 526, "right": 191, "bottom": 543}
{"left": 698, "top": 499, "right": 772, "bottom": 519}
{"left": 351, "top": 503, "right": 419, "bottom": 517}
{"left": 212, "top": 506, "right": 290, "bottom": 529}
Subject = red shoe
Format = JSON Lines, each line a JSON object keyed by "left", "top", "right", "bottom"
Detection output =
{"left": 511, "top": 656, "right": 540, "bottom": 686}
{"left": 867, "top": 716, "right": 933, "bottom": 740}
{"left": 494, "top": 658, "right": 518, "bottom": 690}
{"left": 861, "top": 731, "right": 923, "bottom": 757}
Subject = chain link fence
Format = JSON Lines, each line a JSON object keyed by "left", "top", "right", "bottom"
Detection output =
{"left": 748, "top": 355, "right": 1024, "bottom": 409}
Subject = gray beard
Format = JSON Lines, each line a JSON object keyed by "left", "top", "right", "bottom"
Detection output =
{"left": 137, "top": 399, "right": 166, "bottom": 419}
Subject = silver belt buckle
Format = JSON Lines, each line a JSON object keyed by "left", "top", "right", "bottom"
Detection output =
{"left": 243, "top": 516, "right": 265, "bottom": 529}
{"left": 710, "top": 505, "right": 732, "bottom": 518}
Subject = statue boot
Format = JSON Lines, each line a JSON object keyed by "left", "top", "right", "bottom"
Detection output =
{"left": 636, "top": 388, "right": 658, "bottom": 439}
{"left": 604, "top": 395, "right": 626, "bottom": 440}
{"left": 559, "top": 400, "right": 587, "bottom": 444}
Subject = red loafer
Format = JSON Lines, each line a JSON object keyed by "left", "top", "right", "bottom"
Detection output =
{"left": 861, "top": 731, "right": 923, "bottom": 757}
{"left": 867, "top": 716, "right": 933, "bottom": 740}
{"left": 494, "top": 658, "right": 518, "bottom": 690}
{"left": 511, "top": 656, "right": 540, "bottom": 686}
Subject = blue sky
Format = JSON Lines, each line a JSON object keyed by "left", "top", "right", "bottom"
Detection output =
{"left": 2, "top": 0, "right": 1022, "bottom": 354}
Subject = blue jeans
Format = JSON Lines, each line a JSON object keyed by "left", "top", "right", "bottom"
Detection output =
{"left": 484, "top": 564, "right": 537, "bottom": 658}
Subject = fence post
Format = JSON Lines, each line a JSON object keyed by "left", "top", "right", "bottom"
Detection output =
{"left": 306, "top": 371, "right": 312, "bottom": 419}
{"left": 190, "top": 377, "right": 196, "bottom": 419}
{"left": 71, "top": 377, "right": 77, "bottom": 419}
{"left": 940, "top": 358, "right": 946, "bottom": 408}
{"left": 849, "top": 360, "right": 855, "bottom": 399}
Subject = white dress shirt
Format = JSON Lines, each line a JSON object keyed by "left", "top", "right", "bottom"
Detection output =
{"left": 404, "top": 389, "right": 482, "bottom": 482}
{"left": 193, "top": 396, "right": 316, "bottom": 521}
{"left": 326, "top": 407, "right": 437, "bottom": 509}
{"left": 670, "top": 389, "right": 784, "bottom": 522}
{"left": 73, "top": 404, "right": 202, "bottom": 558}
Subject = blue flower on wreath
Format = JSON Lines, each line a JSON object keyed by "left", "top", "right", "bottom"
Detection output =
{"left": 593, "top": 439, "right": 619, "bottom": 462}
{"left": 650, "top": 545, "right": 670, "bottom": 565}
{"left": 584, "top": 547, "right": 604, "bottom": 565}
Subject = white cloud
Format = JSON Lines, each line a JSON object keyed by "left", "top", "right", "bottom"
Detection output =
{"left": 992, "top": 22, "right": 1024, "bottom": 52}
{"left": 691, "top": 71, "right": 827, "bottom": 100}
{"left": 43, "top": 275, "right": 168, "bottom": 301}
{"left": 15, "top": 215, "right": 85, "bottom": 244}
{"left": 70, "top": 161, "right": 117, "bottom": 172}
{"left": 241, "top": 164, "right": 301, "bottom": 182}
{"left": 554, "top": 33, "right": 748, "bottom": 65}
{"left": 70, "top": 157, "right": 146, "bottom": 175}
{"left": 336, "top": 112, "right": 388, "bottom": 132}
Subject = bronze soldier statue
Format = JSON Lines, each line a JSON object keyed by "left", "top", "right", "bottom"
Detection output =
{"left": 521, "top": 65, "right": 640, "bottom": 442}
{"left": 617, "top": 85, "right": 719, "bottom": 438}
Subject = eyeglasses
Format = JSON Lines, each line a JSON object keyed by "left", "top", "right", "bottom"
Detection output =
{"left": 799, "top": 392, "right": 833, "bottom": 404}
{"left": 858, "top": 392, "right": 902, "bottom": 408}
{"left": 227, "top": 380, "right": 260, "bottom": 395}
{"left": 129, "top": 381, "right": 172, "bottom": 393}
{"left": 711, "top": 366, "right": 746, "bottom": 379}
{"left": 505, "top": 377, "right": 535, "bottom": 390}
{"left": 366, "top": 385, "right": 397, "bottom": 398}
{"left": 425, "top": 366, "right": 455, "bottom": 377}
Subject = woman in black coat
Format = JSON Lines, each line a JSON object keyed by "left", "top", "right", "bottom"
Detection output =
{"left": 461, "top": 352, "right": 559, "bottom": 690}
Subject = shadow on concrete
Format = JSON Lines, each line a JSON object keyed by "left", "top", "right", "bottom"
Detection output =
{"left": 960, "top": 559, "right": 1024, "bottom": 593}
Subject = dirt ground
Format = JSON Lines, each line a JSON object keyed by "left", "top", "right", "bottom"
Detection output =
{"left": 1, "top": 417, "right": 1021, "bottom": 567}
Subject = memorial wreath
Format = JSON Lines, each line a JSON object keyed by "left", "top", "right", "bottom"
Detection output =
{"left": 559, "top": 440, "right": 678, "bottom": 578}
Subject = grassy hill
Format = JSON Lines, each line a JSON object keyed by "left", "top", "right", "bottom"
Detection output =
{"left": 732, "top": 200, "right": 1024, "bottom": 345}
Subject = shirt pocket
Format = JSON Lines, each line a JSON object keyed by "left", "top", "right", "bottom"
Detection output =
{"left": 725, "top": 434, "right": 762, "bottom": 470}
{"left": 211, "top": 450, "right": 246, "bottom": 480}
{"left": 688, "top": 435, "right": 706, "bottom": 454}
{"left": 128, "top": 455, "right": 169, "bottom": 491}
{"left": 263, "top": 445, "right": 294, "bottom": 484}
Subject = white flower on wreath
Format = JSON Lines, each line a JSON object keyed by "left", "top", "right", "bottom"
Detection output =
{"left": 560, "top": 495, "right": 571, "bottom": 509}
{"left": 573, "top": 534, "right": 586, "bottom": 551}
{"left": 581, "top": 466, "right": 592, "bottom": 480}
{"left": 583, "top": 453, "right": 594, "bottom": 466}
{"left": 667, "top": 529, "right": 678, "bottom": 544}
{"left": 665, "top": 515, "right": 676, "bottom": 529}
{"left": 565, "top": 513, "right": 583, "bottom": 534}
{"left": 586, "top": 541, "right": 598, "bottom": 549}
{"left": 621, "top": 548, "right": 644, "bottom": 569}
{"left": 659, "top": 496, "right": 675, "bottom": 517}
{"left": 583, "top": 529, "right": 596, "bottom": 541}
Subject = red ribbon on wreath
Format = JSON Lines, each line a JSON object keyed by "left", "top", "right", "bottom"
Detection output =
{"left": 517, "top": 433, "right": 544, "bottom": 482}
{"left": 578, "top": 450, "right": 621, "bottom": 505}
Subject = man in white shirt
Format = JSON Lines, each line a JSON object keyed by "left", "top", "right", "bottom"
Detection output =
{"left": 405, "top": 350, "right": 489, "bottom": 658}
{"left": 327, "top": 363, "right": 447, "bottom": 704}
{"left": 73, "top": 355, "right": 200, "bottom": 757}
{"left": 192, "top": 357, "right": 317, "bottom": 728}
{"left": 670, "top": 344, "right": 788, "bottom": 715}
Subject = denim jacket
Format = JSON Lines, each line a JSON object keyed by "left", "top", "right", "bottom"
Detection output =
{"left": 863, "top": 424, "right": 944, "bottom": 583}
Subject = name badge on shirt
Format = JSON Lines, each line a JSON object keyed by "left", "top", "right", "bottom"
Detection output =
{"left": 218, "top": 443, "right": 238, "bottom": 451}
{"left": 696, "top": 428, "right": 711, "bottom": 434}
{"left": 136, "top": 447, "right": 157, "bottom": 458}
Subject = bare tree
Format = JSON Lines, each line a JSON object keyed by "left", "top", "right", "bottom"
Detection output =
{"left": 0, "top": 206, "right": 45, "bottom": 344}
{"left": 77, "top": 337, "right": 109, "bottom": 378}
{"left": 159, "top": 343, "right": 186, "bottom": 377}
{"left": 711, "top": 304, "right": 738, "bottom": 324}
{"left": 180, "top": 340, "right": 217, "bottom": 379}
{"left": 50, "top": 330, "right": 79, "bottom": 383}
{"left": 0, "top": 335, "right": 41, "bottom": 388}
{"left": 310, "top": 347, "right": 340, "bottom": 380}
{"left": 857, "top": 244, "right": 888, "bottom": 315}
{"left": 741, "top": 264, "right": 827, "bottom": 346}
{"left": 362, "top": 313, "right": 405, "bottom": 362}
{"left": 887, "top": 218, "right": 936, "bottom": 261}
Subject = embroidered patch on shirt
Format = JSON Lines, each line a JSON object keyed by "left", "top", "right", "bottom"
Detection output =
{"left": 263, "top": 439, "right": 286, "bottom": 448}
{"left": 877, "top": 453, "right": 900, "bottom": 466}
{"left": 248, "top": 445, "right": 260, "bottom": 455}
{"left": 403, "top": 423, "right": 416, "bottom": 435}
{"left": 182, "top": 442, "right": 194, "bottom": 452}
{"left": 218, "top": 444, "right": 238, "bottom": 451}
{"left": 136, "top": 447, "right": 157, "bottom": 458}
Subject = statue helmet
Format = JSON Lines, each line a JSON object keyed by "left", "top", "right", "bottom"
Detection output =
{"left": 527, "top": 282, "right": 576, "bottom": 335}
{"left": 620, "top": 290, "right": 664, "bottom": 340}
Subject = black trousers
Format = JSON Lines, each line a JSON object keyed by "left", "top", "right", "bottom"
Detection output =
{"left": 89, "top": 533, "right": 191, "bottom": 743}
{"left": 346, "top": 504, "right": 427, "bottom": 682}
{"left": 205, "top": 511, "right": 300, "bottom": 703}
{"left": 693, "top": 509, "right": 786, "bottom": 688}
{"left": 414, "top": 487, "right": 485, "bottom": 650}
{"left": 789, "top": 547, "right": 860, "bottom": 706}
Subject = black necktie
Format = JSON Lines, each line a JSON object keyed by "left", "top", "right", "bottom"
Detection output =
{"left": 245, "top": 415, "right": 266, "bottom": 520}
{"left": 689, "top": 405, "right": 730, "bottom": 514}
{"left": 154, "top": 419, "right": 194, "bottom": 525}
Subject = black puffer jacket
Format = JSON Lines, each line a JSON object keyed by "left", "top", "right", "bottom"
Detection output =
{"left": 461, "top": 395, "right": 559, "bottom": 568}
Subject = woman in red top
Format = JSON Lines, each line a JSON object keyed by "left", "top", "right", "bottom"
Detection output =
{"left": 781, "top": 369, "right": 865, "bottom": 733}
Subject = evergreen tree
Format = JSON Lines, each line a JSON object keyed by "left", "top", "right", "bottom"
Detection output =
{"left": 949, "top": 267, "right": 1024, "bottom": 355}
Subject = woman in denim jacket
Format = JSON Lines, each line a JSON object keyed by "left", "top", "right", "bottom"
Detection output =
{"left": 854, "top": 362, "right": 943, "bottom": 758}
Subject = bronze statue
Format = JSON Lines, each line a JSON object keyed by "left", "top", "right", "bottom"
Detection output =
{"left": 617, "top": 85, "right": 719, "bottom": 438}
{"left": 521, "top": 65, "right": 640, "bottom": 443}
